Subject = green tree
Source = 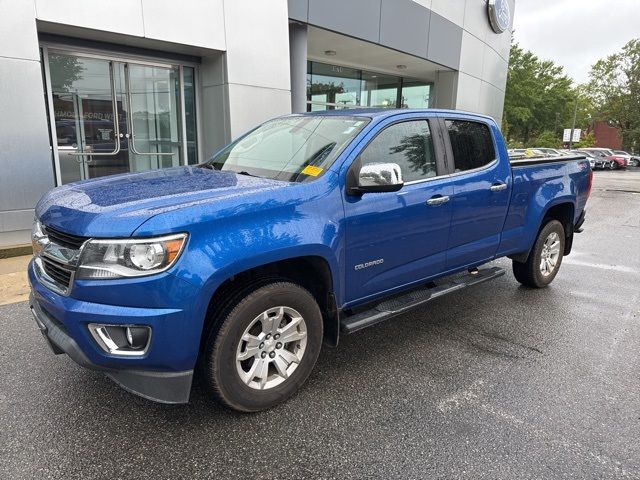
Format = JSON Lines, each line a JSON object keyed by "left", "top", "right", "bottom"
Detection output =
{"left": 47, "top": 54, "right": 84, "bottom": 92}
{"left": 389, "top": 134, "right": 431, "bottom": 176}
{"left": 584, "top": 38, "right": 640, "bottom": 152}
{"left": 573, "top": 85, "right": 597, "bottom": 133}
{"left": 575, "top": 132, "right": 596, "bottom": 148}
{"left": 503, "top": 44, "right": 574, "bottom": 145}
{"left": 528, "top": 130, "right": 560, "bottom": 148}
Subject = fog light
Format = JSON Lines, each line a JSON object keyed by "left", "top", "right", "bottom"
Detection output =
{"left": 89, "top": 324, "right": 151, "bottom": 356}
{"left": 125, "top": 326, "right": 149, "bottom": 350}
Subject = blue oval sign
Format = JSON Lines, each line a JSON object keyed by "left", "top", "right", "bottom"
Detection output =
{"left": 488, "top": 0, "right": 511, "bottom": 34}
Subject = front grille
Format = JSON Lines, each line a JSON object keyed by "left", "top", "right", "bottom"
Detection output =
{"left": 43, "top": 225, "right": 87, "bottom": 250}
{"left": 41, "top": 257, "right": 73, "bottom": 292}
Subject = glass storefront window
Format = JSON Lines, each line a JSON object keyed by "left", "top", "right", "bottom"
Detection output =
{"left": 183, "top": 66, "right": 198, "bottom": 164}
{"left": 308, "top": 62, "right": 360, "bottom": 110}
{"left": 307, "top": 61, "right": 431, "bottom": 111}
{"left": 401, "top": 81, "right": 431, "bottom": 108}
{"left": 361, "top": 72, "right": 399, "bottom": 108}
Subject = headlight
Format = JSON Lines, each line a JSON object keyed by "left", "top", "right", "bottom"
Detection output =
{"left": 76, "top": 233, "right": 187, "bottom": 280}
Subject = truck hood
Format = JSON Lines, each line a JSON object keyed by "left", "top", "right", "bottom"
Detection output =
{"left": 36, "top": 167, "right": 288, "bottom": 237}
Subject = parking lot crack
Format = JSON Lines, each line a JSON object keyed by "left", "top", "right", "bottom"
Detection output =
{"left": 437, "top": 324, "right": 544, "bottom": 360}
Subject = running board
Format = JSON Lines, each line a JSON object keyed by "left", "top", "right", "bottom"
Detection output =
{"left": 340, "top": 266, "right": 505, "bottom": 334}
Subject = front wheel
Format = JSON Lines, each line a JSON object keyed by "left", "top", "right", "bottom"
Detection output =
{"left": 512, "top": 220, "right": 565, "bottom": 288}
{"left": 609, "top": 161, "right": 617, "bottom": 170}
{"left": 203, "top": 282, "right": 323, "bottom": 412}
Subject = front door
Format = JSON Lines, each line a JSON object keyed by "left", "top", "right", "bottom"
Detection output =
{"left": 343, "top": 116, "right": 453, "bottom": 305}
{"left": 46, "top": 52, "right": 183, "bottom": 184}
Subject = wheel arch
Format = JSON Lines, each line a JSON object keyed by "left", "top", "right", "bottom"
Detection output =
{"left": 199, "top": 253, "right": 341, "bottom": 361}
{"left": 510, "top": 199, "right": 576, "bottom": 263}
{"left": 543, "top": 201, "right": 575, "bottom": 255}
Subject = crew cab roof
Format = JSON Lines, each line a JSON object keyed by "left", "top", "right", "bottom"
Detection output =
{"left": 296, "top": 108, "right": 495, "bottom": 122}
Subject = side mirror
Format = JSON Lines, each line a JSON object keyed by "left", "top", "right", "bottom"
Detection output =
{"left": 348, "top": 162, "right": 404, "bottom": 195}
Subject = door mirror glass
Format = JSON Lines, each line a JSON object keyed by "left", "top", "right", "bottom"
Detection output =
{"left": 355, "top": 162, "right": 404, "bottom": 193}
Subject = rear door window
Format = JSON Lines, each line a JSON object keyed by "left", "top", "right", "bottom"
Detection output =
{"left": 445, "top": 120, "right": 496, "bottom": 172}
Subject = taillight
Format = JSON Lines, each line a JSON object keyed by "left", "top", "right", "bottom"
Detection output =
{"left": 586, "top": 168, "right": 593, "bottom": 199}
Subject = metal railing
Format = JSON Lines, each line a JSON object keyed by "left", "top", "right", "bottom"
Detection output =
{"left": 305, "top": 101, "right": 398, "bottom": 110}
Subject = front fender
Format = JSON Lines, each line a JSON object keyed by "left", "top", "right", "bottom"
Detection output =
{"left": 133, "top": 177, "right": 345, "bottom": 343}
{"left": 198, "top": 244, "right": 341, "bottom": 310}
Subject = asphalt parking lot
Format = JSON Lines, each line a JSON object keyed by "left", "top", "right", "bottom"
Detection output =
{"left": 1, "top": 170, "right": 639, "bottom": 479}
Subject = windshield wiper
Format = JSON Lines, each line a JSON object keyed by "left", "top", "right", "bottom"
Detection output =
{"left": 236, "top": 171, "right": 261, "bottom": 178}
{"left": 198, "top": 162, "right": 217, "bottom": 170}
{"left": 199, "top": 164, "right": 262, "bottom": 178}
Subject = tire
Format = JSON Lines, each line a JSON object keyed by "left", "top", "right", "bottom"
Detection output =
{"left": 609, "top": 161, "right": 617, "bottom": 170}
{"left": 512, "top": 220, "right": 565, "bottom": 288}
{"left": 203, "top": 281, "right": 323, "bottom": 412}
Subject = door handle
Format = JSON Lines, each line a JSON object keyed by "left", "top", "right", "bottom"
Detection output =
{"left": 426, "top": 195, "right": 450, "bottom": 206}
{"left": 490, "top": 183, "right": 507, "bottom": 192}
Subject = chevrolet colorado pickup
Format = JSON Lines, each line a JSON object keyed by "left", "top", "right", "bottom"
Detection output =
{"left": 29, "top": 109, "right": 591, "bottom": 411}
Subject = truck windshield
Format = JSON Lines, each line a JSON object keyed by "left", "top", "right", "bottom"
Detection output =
{"left": 203, "top": 115, "right": 369, "bottom": 182}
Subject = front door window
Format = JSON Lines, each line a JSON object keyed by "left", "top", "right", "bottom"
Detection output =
{"left": 46, "top": 51, "right": 190, "bottom": 185}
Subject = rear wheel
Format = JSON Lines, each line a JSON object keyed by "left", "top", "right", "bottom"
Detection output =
{"left": 512, "top": 220, "right": 565, "bottom": 288}
{"left": 203, "top": 281, "right": 323, "bottom": 412}
{"left": 609, "top": 161, "right": 617, "bottom": 170}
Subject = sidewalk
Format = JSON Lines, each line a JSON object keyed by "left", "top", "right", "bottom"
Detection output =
{"left": 0, "top": 255, "right": 31, "bottom": 306}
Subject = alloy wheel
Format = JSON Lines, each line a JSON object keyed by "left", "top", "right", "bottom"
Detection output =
{"left": 540, "top": 232, "right": 561, "bottom": 276}
{"left": 235, "top": 306, "right": 308, "bottom": 390}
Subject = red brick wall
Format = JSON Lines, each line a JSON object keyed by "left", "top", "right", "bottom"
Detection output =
{"left": 593, "top": 122, "right": 622, "bottom": 149}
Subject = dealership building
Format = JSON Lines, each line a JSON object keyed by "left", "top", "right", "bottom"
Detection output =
{"left": 0, "top": 0, "right": 514, "bottom": 248}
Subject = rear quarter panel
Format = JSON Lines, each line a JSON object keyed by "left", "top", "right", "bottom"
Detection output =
{"left": 497, "top": 158, "right": 590, "bottom": 257}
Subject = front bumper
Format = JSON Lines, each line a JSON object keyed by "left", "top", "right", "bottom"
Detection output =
{"left": 29, "top": 293, "right": 193, "bottom": 403}
{"left": 28, "top": 260, "right": 199, "bottom": 404}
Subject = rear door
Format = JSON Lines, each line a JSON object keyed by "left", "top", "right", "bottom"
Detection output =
{"left": 441, "top": 117, "right": 512, "bottom": 270}
{"left": 343, "top": 114, "right": 453, "bottom": 305}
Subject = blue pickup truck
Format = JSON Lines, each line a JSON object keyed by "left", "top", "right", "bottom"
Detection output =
{"left": 29, "top": 109, "right": 591, "bottom": 411}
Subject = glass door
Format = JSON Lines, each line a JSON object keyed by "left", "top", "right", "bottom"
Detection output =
{"left": 48, "top": 54, "right": 123, "bottom": 183}
{"left": 45, "top": 51, "right": 185, "bottom": 184}
{"left": 119, "top": 62, "right": 182, "bottom": 173}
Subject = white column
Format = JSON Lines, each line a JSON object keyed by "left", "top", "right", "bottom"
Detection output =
{"left": 432, "top": 70, "right": 458, "bottom": 109}
{"left": 289, "top": 22, "right": 308, "bottom": 113}
{"left": 222, "top": 0, "right": 292, "bottom": 138}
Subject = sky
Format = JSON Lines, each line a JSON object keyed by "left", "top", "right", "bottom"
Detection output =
{"left": 512, "top": 0, "right": 640, "bottom": 85}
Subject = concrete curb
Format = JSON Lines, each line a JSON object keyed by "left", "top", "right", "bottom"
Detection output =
{"left": 0, "top": 245, "right": 33, "bottom": 259}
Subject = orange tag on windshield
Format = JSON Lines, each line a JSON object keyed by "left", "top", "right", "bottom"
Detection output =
{"left": 301, "top": 165, "right": 323, "bottom": 177}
